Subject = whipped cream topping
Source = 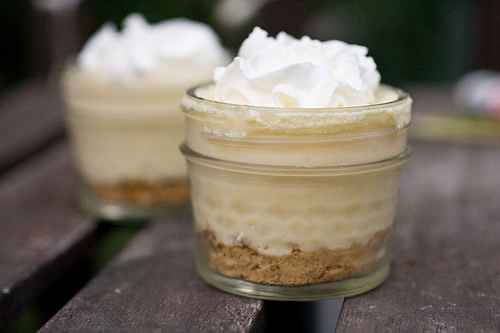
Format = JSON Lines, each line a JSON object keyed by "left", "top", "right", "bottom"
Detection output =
{"left": 213, "top": 27, "right": 382, "bottom": 108}
{"left": 77, "top": 13, "right": 229, "bottom": 82}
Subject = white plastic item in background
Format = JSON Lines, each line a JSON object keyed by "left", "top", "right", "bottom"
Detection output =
{"left": 454, "top": 70, "right": 500, "bottom": 117}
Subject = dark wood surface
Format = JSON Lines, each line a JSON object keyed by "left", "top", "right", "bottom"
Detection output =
{"left": 0, "top": 79, "right": 97, "bottom": 327}
{"left": 336, "top": 139, "right": 500, "bottom": 332}
{"left": 36, "top": 140, "right": 500, "bottom": 332}
{"left": 1, "top": 81, "right": 500, "bottom": 332}
{"left": 0, "top": 78, "right": 64, "bottom": 172}
{"left": 39, "top": 220, "right": 266, "bottom": 333}
{"left": 0, "top": 141, "right": 97, "bottom": 326}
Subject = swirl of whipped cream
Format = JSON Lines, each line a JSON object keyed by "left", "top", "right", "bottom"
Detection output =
{"left": 213, "top": 27, "right": 381, "bottom": 108}
{"left": 77, "top": 13, "right": 229, "bottom": 82}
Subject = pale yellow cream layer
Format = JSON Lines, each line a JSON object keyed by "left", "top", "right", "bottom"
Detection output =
{"left": 62, "top": 65, "right": 191, "bottom": 183}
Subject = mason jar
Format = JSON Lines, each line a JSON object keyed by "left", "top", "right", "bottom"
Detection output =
{"left": 181, "top": 82, "right": 412, "bottom": 300}
{"left": 61, "top": 63, "right": 191, "bottom": 221}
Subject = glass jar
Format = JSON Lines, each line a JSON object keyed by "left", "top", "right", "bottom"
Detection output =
{"left": 181, "top": 83, "right": 412, "bottom": 300}
{"left": 61, "top": 63, "right": 191, "bottom": 221}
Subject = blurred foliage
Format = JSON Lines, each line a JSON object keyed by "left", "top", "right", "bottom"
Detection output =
{"left": 0, "top": 0, "right": 482, "bottom": 91}
{"left": 83, "top": 0, "right": 479, "bottom": 86}
{"left": 301, "top": 0, "right": 479, "bottom": 85}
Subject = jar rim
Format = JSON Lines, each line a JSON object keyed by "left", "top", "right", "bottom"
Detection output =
{"left": 181, "top": 82, "right": 412, "bottom": 133}
{"left": 183, "top": 81, "right": 411, "bottom": 113}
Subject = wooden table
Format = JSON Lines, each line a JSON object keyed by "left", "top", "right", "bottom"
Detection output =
{"left": 1, "top": 79, "right": 499, "bottom": 332}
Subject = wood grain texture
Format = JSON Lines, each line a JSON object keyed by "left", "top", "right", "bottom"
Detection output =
{"left": 0, "top": 78, "right": 64, "bottom": 172}
{"left": 39, "top": 220, "right": 266, "bottom": 333}
{"left": 0, "top": 141, "right": 97, "bottom": 326}
{"left": 336, "top": 140, "right": 500, "bottom": 332}
{"left": 3, "top": 80, "right": 499, "bottom": 331}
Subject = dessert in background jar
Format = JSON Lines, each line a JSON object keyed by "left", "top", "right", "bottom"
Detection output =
{"left": 181, "top": 27, "right": 412, "bottom": 300}
{"left": 61, "top": 13, "right": 229, "bottom": 220}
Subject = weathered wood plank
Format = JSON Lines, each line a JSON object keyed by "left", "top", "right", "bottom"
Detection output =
{"left": 0, "top": 140, "right": 97, "bottom": 326}
{"left": 39, "top": 220, "right": 266, "bottom": 333}
{"left": 0, "top": 78, "right": 64, "bottom": 172}
{"left": 336, "top": 140, "right": 500, "bottom": 332}
{"left": 37, "top": 139, "right": 500, "bottom": 332}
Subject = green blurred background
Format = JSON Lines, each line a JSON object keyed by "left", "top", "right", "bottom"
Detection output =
{"left": 1, "top": 0, "right": 498, "bottom": 91}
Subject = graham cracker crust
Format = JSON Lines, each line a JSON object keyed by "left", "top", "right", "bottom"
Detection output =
{"left": 92, "top": 178, "right": 190, "bottom": 205}
{"left": 202, "top": 228, "right": 391, "bottom": 286}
